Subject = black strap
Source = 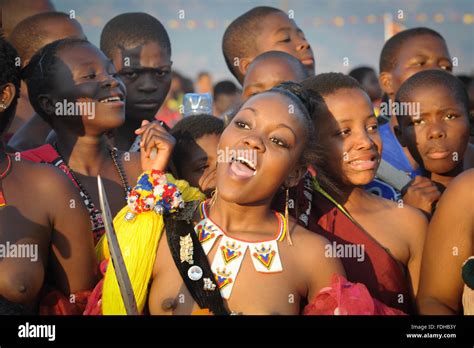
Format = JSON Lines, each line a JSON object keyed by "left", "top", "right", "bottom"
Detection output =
{"left": 164, "top": 215, "right": 230, "bottom": 315}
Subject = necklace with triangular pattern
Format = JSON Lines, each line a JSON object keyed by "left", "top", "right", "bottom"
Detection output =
{"left": 194, "top": 201, "right": 287, "bottom": 300}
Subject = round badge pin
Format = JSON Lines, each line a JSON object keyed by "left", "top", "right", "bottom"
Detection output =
{"left": 188, "top": 265, "right": 203, "bottom": 281}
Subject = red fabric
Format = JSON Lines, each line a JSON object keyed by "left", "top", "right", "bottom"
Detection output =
{"left": 304, "top": 275, "right": 406, "bottom": 315}
{"left": 274, "top": 175, "right": 415, "bottom": 314}
{"left": 39, "top": 289, "right": 91, "bottom": 315}
{"left": 84, "top": 259, "right": 108, "bottom": 315}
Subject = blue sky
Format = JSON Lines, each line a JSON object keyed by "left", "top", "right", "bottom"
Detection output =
{"left": 56, "top": 0, "right": 474, "bottom": 84}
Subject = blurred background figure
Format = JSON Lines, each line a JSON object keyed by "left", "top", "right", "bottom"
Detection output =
{"left": 195, "top": 71, "right": 213, "bottom": 94}
{"left": 212, "top": 80, "right": 240, "bottom": 117}
{"left": 457, "top": 75, "right": 474, "bottom": 144}
{"left": 349, "top": 66, "right": 383, "bottom": 115}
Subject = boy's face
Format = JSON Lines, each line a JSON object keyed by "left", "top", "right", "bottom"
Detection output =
{"left": 214, "top": 93, "right": 239, "bottom": 115}
{"left": 397, "top": 85, "right": 469, "bottom": 175}
{"left": 254, "top": 12, "right": 315, "bottom": 76}
{"left": 112, "top": 41, "right": 172, "bottom": 124}
{"left": 178, "top": 133, "right": 220, "bottom": 197}
{"left": 242, "top": 58, "right": 304, "bottom": 101}
{"left": 317, "top": 88, "right": 381, "bottom": 187}
{"left": 381, "top": 35, "right": 452, "bottom": 98}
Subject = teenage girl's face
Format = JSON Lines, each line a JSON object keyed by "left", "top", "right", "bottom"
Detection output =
{"left": 317, "top": 88, "right": 381, "bottom": 187}
{"left": 216, "top": 92, "right": 307, "bottom": 205}
{"left": 53, "top": 43, "right": 126, "bottom": 133}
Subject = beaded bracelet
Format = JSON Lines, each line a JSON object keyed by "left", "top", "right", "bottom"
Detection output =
{"left": 124, "top": 170, "right": 184, "bottom": 221}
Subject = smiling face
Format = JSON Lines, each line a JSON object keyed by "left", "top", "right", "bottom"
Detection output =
{"left": 111, "top": 41, "right": 172, "bottom": 124}
{"left": 242, "top": 58, "right": 306, "bottom": 101}
{"left": 51, "top": 43, "right": 126, "bottom": 133}
{"left": 317, "top": 88, "right": 381, "bottom": 187}
{"left": 382, "top": 35, "right": 452, "bottom": 98}
{"left": 255, "top": 12, "right": 315, "bottom": 76}
{"left": 397, "top": 85, "right": 469, "bottom": 175}
{"left": 216, "top": 92, "right": 308, "bottom": 205}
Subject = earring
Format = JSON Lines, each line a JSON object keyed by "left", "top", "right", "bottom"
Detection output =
{"left": 0, "top": 102, "right": 6, "bottom": 111}
{"left": 210, "top": 187, "right": 218, "bottom": 207}
{"left": 285, "top": 187, "right": 293, "bottom": 246}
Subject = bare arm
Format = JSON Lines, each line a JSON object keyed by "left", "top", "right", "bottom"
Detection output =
{"left": 417, "top": 170, "right": 474, "bottom": 314}
{"left": 41, "top": 165, "right": 99, "bottom": 294}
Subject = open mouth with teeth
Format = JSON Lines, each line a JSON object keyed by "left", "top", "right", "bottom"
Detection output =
{"left": 99, "top": 96, "right": 123, "bottom": 103}
{"left": 348, "top": 155, "right": 378, "bottom": 171}
{"left": 229, "top": 156, "right": 257, "bottom": 179}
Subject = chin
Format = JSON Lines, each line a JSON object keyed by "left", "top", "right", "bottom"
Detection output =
{"left": 424, "top": 161, "right": 458, "bottom": 175}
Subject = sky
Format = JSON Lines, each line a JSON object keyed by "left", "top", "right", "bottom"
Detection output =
{"left": 56, "top": 0, "right": 474, "bottom": 85}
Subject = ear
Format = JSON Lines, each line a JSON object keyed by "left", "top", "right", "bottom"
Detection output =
{"left": 37, "top": 93, "right": 56, "bottom": 118}
{"left": 379, "top": 72, "right": 395, "bottom": 98}
{"left": 0, "top": 83, "right": 16, "bottom": 109}
{"left": 284, "top": 165, "right": 307, "bottom": 188}
{"left": 238, "top": 57, "right": 252, "bottom": 80}
{"left": 394, "top": 124, "right": 406, "bottom": 147}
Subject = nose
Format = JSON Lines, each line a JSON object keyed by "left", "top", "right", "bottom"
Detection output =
{"left": 296, "top": 36, "right": 311, "bottom": 52}
{"left": 101, "top": 74, "right": 120, "bottom": 89}
{"left": 354, "top": 130, "right": 374, "bottom": 151}
{"left": 138, "top": 73, "right": 158, "bottom": 93}
{"left": 242, "top": 135, "right": 265, "bottom": 152}
{"left": 427, "top": 122, "right": 446, "bottom": 140}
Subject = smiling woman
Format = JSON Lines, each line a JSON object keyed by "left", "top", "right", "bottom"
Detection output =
{"left": 147, "top": 82, "right": 349, "bottom": 315}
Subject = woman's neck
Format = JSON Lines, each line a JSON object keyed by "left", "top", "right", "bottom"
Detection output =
{"left": 208, "top": 195, "right": 276, "bottom": 236}
{"left": 323, "top": 182, "right": 370, "bottom": 214}
{"left": 56, "top": 131, "right": 111, "bottom": 176}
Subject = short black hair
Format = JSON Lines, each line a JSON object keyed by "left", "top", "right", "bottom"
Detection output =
{"left": 348, "top": 66, "right": 376, "bottom": 83}
{"left": 302, "top": 72, "right": 364, "bottom": 97}
{"left": 395, "top": 69, "right": 469, "bottom": 121}
{"left": 301, "top": 73, "right": 367, "bottom": 194}
{"left": 0, "top": 35, "right": 21, "bottom": 135}
{"left": 9, "top": 12, "right": 84, "bottom": 67}
{"left": 171, "top": 114, "right": 224, "bottom": 174}
{"left": 248, "top": 50, "right": 309, "bottom": 81}
{"left": 23, "top": 38, "right": 90, "bottom": 126}
{"left": 379, "top": 27, "right": 445, "bottom": 73}
{"left": 100, "top": 12, "right": 171, "bottom": 59}
{"left": 222, "top": 6, "right": 283, "bottom": 83}
{"left": 213, "top": 80, "right": 239, "bottom": 98}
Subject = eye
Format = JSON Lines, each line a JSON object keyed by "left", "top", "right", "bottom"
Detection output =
{"left": 445, "top": 113, "right": 458, "bottom": 120}
{"left": 336, "top": 128, "right": 351, "bottom": 137}
{"left": 124, "top": 71, "right": 138, "bottom": 79}
{"left": 234, "top": 120, "right": 250, "bottom": 129}
{"left": 156, "top": 69, "right": 170, "bottom": 78}
{"left": 412, "top": 118, "right": 425, "bottom": 126}
{"left": 279, "top": 36, "right": 291, "bottom": 43}
{"left": 440, "top": 63, "right": 453, "bottom": 71}
{"left": 367, "top": 124, "right": 378, "bottom": 132}
{"left": 270, "top": 137, "right": 288, "bottom": 148}
{"left": 82, "top": 73, "right": 96, "bottom": 79}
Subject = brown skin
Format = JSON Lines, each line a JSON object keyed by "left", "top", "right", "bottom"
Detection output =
{"left": 379, "top": 34, "right": 453, "bottom": 170}
{"left": 36, "top": 42, "right": 174, "bottom": 218}
{"left": 396, "top": 84, "right": 473, "bottom": 215}
{"left": 0, "top": 154, "right": 98, "bottom": 310}
{"left": 148, "top": 92, "right": 345, "bottom": 314}
{"left": 315, "top": 88, "right": 427, "bottom": 300}
{"left": 242, "top": 56, "right": 307, "bottom": 101}
{"left": 110, "top": 41, "right": 172, "bottom": 151}
{"left": 238, "top": 12, "right": 315, "bottom": 83}
{"left": 214, "top": 93, "right": 239, "bottom": 116}
{"left": 175, "top": 133, "right": 220, "bottom": 197}
{"left": 8, "top": 17, "right": 86, "bottom": 141}
{"left": 417, "top": 169, "right": 474, "bottom": 314}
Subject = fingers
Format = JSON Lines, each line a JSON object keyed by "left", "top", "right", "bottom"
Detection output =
{"left": 134, "top": 120, "right": 151, "bottom": 135}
